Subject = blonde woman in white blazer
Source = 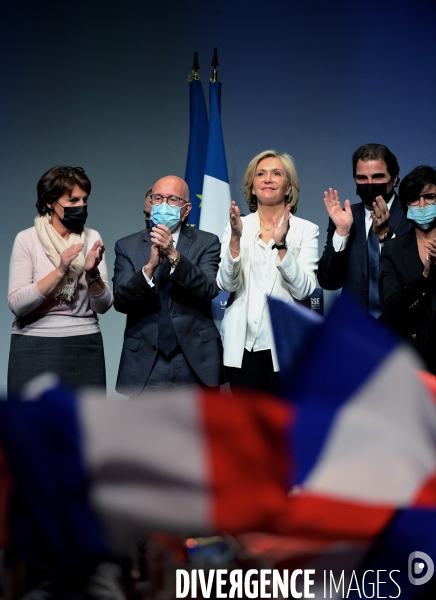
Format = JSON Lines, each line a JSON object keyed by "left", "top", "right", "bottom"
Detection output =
{"left": 217, "top": 150, "right": 319, "bottom": 393}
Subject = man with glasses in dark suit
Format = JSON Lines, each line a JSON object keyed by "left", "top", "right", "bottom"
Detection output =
{"left": 113, "top": 175, "right": 225, "bottom": 395}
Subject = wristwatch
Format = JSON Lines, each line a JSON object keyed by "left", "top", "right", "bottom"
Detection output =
{"left": 379, "top": 229, "right": 394, "bottom": 243}
{"left": 85, "top": 268, "right": 101, "bottom": 284}
{"left": 169, "top": 252, "right": 181, "bottom": 267}
{"left": 272, "top": 241, "right": 287, "bottom": 251}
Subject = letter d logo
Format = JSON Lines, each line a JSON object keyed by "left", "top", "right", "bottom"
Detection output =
{"left": 408, "top": 551, "right": 434, "bottom": 585}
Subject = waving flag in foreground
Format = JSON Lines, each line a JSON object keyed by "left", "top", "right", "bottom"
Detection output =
{"left": 0, "top": 296, "right": 436, "bottom": 598}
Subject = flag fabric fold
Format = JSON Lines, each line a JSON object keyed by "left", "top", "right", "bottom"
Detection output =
{"left": 184, "top": 79, "right": 208, "bottom": 228}
{"left": 199, "top": 81, "right": 231, "bottom": 239}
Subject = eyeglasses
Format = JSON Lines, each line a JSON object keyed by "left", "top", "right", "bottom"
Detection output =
{"left": 408, "top": 193, "right": 436, "bottom": 207}
{"left": 149, "top": 194, "right": 188, "bottom": 207}
{"left": 50, "top": 167, "right": 85, "bottom": 184}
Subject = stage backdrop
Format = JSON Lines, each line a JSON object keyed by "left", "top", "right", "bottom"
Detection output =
{"left": 1, "top": 0, "right": 435, "bottom": 395}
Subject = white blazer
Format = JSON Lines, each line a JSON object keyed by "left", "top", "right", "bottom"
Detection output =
{"left": 216, "top": 211, "right": 319, "bottom": 370}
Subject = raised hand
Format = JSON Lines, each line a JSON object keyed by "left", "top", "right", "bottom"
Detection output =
{"left": 228, "top": 201, "right": 243, "bottom": 258}
{"left": 150, "top": 224, "right": 176, "bottom": 259}
{"left": 423, "top": 238, "right": 436, "bottom": 278}
{"left": 272, "top": 204, "right": 291, "bottom": 247}
{"left": 323, "top": 188, "right": 353, "bottom": 237}
{"left": 229, "top": 201, "right": 243, "bottom": 239}
{"left": 84, "top": 240, "right": 105, "bottom": 274}
{"left": 59, "top": 243, "right": 84, "bottom": 275}
{"left": 371, "top": 196, "right": 390, "bottom": 239}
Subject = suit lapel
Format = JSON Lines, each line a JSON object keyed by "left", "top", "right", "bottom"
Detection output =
{"left": 175, "top": 225, "right": 194, "bottom": 258}
{"left": 399, "top": 230, "right": 422, "bottom": 283}
{"left": 353, "top": 204, "right": 368, "bottom": 277}
{"left": 166, "top": 225, "right": 193, "bottom": 308}
{"left": 389, "top": 194, "right": 408, "bottom": 235}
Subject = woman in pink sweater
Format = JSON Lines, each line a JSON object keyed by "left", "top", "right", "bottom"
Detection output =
{"left": 7, "top": 166, "right": 113, "bottom": 393}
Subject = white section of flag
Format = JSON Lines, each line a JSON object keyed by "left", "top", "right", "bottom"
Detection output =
{"left": 304, "top": 345, "right": 436, "bottom": 504}
{"left": 199, "top": 174, "right": 231, "bottom": 240}
{"left": 78, "top": 388, "right": 212, "bottom": 549}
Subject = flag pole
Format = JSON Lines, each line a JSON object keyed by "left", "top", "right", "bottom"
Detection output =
{"left": 185, "top": 51, "right": 209, "bottom": 228}
{"left": 210, "top": 46, "right": 219, "bottom": 83}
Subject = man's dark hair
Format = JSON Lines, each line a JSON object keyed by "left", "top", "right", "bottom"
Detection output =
{"left": 399, "top": 165, "right": 436, "bottom": 211}
{"left": 352, "top": 143, "right": 400, "bottom": 182}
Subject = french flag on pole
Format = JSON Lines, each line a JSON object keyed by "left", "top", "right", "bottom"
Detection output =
{"left": 184, "top": 73, "right": 208, "bottom": 229}
{"left": 199, "top": 80, "right": 231, "bottom": 239}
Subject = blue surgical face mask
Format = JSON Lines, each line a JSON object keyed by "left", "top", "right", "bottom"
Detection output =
{"left": 151, "top": 203, "right": 181, "bottom": 231}
{"left": 407, "top": 204, "right": 436, "bottom": 230}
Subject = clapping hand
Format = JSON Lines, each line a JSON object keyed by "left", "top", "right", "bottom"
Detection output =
{"left": 59, "top": 243, "right": 85, "bottom": 275}
{"left": 84, "top": 240, "right": 105, "bottom": 274}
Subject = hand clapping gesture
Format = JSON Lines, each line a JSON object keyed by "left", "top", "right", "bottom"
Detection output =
{"left": 59, "top": 243, "right": 85, "bottom": 276}
{"left": 423, "top": 238, "right": 436, "bottom": 279}
{"left": 84, "top": 240, "right": 105, "bottom": 274}
{"left": 272, "top": 204, "right": 291, "bottom": 249}
{"left": 229, "top": 201, "right": 242, "bottom": 258}
{"left": 370, "top": 196, "right": 391, "bottom": 239}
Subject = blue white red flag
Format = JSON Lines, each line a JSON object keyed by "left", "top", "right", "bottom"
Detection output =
{"left": 0, "top": 295, "right": 436, "bottom": 597}
{"left": 184, "top": 79, "right": 208, "bottom": 228}
{"left": 199, "top": 81, "right": 231, "bottom": 239}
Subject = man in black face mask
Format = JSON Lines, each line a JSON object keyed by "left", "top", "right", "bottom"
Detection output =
{"left": 318, "top": 143, "right": 413, "bottom": 319}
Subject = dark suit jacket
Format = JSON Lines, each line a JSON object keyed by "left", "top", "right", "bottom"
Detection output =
{"left": 380, "top": 229, "right": 436, "bottom": 373}
{"left": 317, "top": 194, "right": 413, "bottom": 312}
{"left": 113, "top": 225, "right": 225, "bottom": 395}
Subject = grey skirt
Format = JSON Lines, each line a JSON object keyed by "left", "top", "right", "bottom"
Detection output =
{"left": 8, "top": 332, "right": 106, "bottom": 395}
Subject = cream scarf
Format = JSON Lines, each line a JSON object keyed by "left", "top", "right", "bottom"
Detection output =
{"left": 34, "top": 214, "right": 86, "bottom": 302}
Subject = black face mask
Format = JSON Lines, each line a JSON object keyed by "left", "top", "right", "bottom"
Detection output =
{"left": 356, "top": 183, "right": 391, "bottom": 208}
{"left": 54, "top": 203, "right": 88, "bottom": 230}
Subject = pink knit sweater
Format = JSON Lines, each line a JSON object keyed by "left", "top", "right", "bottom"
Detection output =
{"left": 8, "top": 226, "right": 113, "bottom": 337}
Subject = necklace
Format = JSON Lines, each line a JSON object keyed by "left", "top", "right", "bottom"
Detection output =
{"left": 260, "top": 222, "right": 272, "bottom": 231}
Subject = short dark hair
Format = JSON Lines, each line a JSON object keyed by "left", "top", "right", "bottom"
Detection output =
{"left": 352, "top": 143, "right": 400, "bottom": 182}
{"left": 399, "top": 165, "right": 436, "bottom": 211}
{"left": 36, "top": 166, "right": 91, "bottom": 215}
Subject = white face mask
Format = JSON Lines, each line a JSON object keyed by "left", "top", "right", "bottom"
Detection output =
{"left": 407, "top": 204, "right": 436, "bottom": 230}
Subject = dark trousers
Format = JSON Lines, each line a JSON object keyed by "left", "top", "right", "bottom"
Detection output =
{"left": 226, "top": 349, "right": 280, "bottom": 395}
{"left": 145, "top": 349, "right": 203, "bottom": 388}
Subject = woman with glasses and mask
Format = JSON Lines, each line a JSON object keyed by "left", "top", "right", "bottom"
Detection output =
{"left": 381, "top": 166, "right": 436, "bottom": 374}
{"left": 7, "top": 166, "right": 113, "bottom": 393}
{"left": 217, "top": 150, "right": 319, "bottom": 394}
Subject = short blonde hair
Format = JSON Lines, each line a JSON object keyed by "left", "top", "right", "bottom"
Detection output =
{"left": 242, "top": 150, "right": 300, "bottom": 214}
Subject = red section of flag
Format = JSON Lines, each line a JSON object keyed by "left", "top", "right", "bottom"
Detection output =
{"left": 418, "top": 370, "right": 436, "bottom": 405}
{"left": 281, "top": 492, "right": 395, "bottom": 542}
{"left": 413, "top": 473, "right": 436, "bottom": 507}
{"left": 201, "top": 389, "right": 292, "bottom": 533}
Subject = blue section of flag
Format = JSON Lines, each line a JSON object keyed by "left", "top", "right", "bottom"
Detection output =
{"left": 271, "top": 293, "right": 398, "bottom": 485}
{"left": 0, "top": 384, "right": 109, "bottom": 574}
{"left": 184, "top": 79, "right": 208, "bottom": 228}
{"left": 268, "top": 296, "right": 323, "bottom": 391}
{"left": 349, "top": 508, "right": 436, "bottom": 599}
{"left": 204, "top": 82, "right": 229, "bottom": 183}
